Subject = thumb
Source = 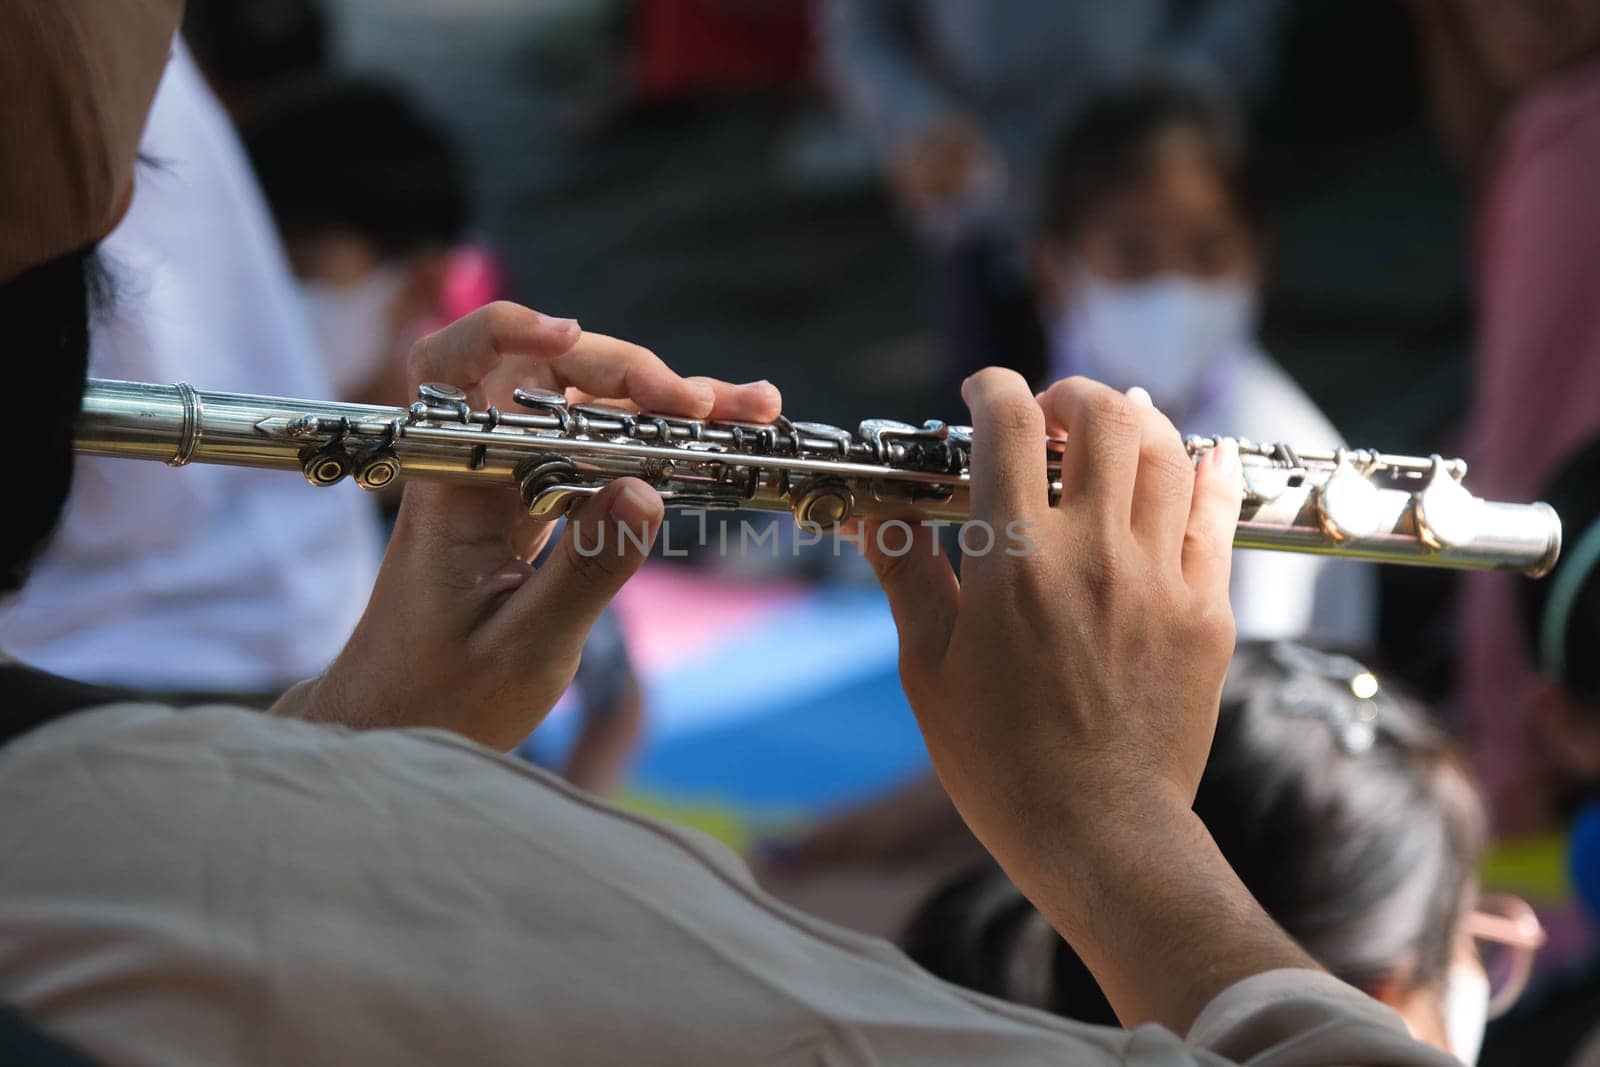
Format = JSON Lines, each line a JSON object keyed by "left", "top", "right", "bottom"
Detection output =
{"left": 859, "top": 519, "right": 959, "bottom": 678}
{"left": 491, "top": 478, "right": 663, "bottom": 658}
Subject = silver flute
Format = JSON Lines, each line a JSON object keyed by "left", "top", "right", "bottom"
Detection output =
{"left": 75, "top": 378, "right": 1563, "bottom": 577}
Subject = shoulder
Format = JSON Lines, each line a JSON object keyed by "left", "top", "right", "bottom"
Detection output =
{"left": 0, "top": 704, "right": 1129, "bottom": 1064}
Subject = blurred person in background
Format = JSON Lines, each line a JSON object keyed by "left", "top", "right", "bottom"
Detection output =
{"left": 244, "top": 75, "right": 646, "bottom": 793}
{"left": 1523, "top": 438, "right": 1600, "bottom": 957}
{"left": 768, "top": 79, "right": 1382, "bottom": 874}
{"left": 242, "top": 76, "right": 470, "bottom": 407}
{"left": 1518, "top": 436, "right": 1600, "bottom": 840}
{"left": 1411, "top": 0, "right": 1600, "bottom": 832}
{"left": 822, "top": 0, "right": 1284, "bottom": 387}
{"left": 0, "top": 41, "right": 384, "bottom": 704}
{"left": 183, "top": 0, "right": 330, "bottom": 116}
{"left": 904, "top": 642, "right": 1543, "bottom": 1066}
{"left": 1032, "top": 77, "right": 1374, "bottom": 649}
{"left": 1470, "top": 434, "right": 1600, "bottom": 1064}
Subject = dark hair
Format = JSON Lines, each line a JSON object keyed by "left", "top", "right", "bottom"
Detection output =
{"left": 1, "top": 249, "right": 102, "bottom": 595}
{"left": 1520, "top": 437, "right": 1600, "bottom": 710}
{"left": 183, "top": 0, "right": 330, "bottom": 111}
{"left": 1035, "top": 77, "right": 1261, "bottom": 242}
{"left": 903, "top": 642, "right": 1486, "bottom": 1025}
{"left": 241, "top": 77, "right": 469, "bottom": 260}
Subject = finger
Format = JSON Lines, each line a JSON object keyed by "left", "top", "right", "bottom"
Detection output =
{"left": 1182, "top": 438, "right": 1243, "bottom": 602}
{"left": 1124, "top": 387, "right": 1196, "bottom": 563}
{"left": 687, "top": 377, "right": 783, "bottom": 423}
{"left": 961, "top": 368, "right": 1049, "bottom": 527}
{"left": 551, "top": 333, "right": 715, "bottom": 417}
{"left": 858, "top": 519, "right": 959, "bottom": 672}
{"left": 408, "top": 301, "right": 581, "bottom": 392}
{"left": 510, "top": 515, "right": 557, "bottom": 565}
{"left": 1037, "top": 376, "right": 1142, "bottom": 519}
{"left": 563, "top": 378, "right": 783, "bottom": 424}
{"left": 489, "top": 477, "right": 664, "bottom": 654}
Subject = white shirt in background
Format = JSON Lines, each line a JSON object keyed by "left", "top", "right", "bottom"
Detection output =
{"left": 1184, "top": 347, "right": 1377, "bottom": 649}
{"left": 0, "top": 45, "right": 383, "bottom": 692}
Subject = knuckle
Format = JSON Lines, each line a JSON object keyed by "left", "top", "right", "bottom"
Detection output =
{"left": 1185, "top": 600, "right": 1236, "bottom": 654}
{"left": 562, "top": 525, "right": 630, "bottom": 584}
{"left": 1183, "top": 524, "right": 1231, "bottom": 569}
{"left": 1081, "top": 388, "right": 1132, "bottom": 425}
{"left": 1141, "top": 440, "right": 1195, "bottom": 500}
{"left": 1078, "top": 539, "right": 1126, "bottom": 602}
{"left": 870, "top": 540, "right": 919, "bottom": 587}
{"left": 482, "top": 299, "right": 522, "bottom": 324}
{"left": 479, "top": 300, "right": 531, "bottom": 347}
{"left": 989, "top": 395, "right": 1043, "bottom": 438}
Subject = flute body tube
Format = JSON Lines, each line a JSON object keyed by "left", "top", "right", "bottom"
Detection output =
{"left": 74, "top": 378, "right": 1563, "bottom": 577}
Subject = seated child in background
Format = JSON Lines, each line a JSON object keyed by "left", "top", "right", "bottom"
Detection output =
{"left": 903, "top": 642, "right": 1542, "bottom": 1066}
{"left": 243, "top": 77, "right": 642, "bottom": 794}
{"left": 1030, "top": 78, "right": 1373, "bottom": 648}
{"left": 242, "top": 76, "right": 469, "bottom": 407}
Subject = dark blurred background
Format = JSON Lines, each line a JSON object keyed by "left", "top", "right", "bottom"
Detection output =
{"left": 329, "top": 0, "right": 1468, "bottom": 440}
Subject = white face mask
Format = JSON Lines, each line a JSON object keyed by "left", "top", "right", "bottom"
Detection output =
{"left": 1048, "top": 270, "right": 1258, "bottom": 415}
{"left": 298, "top": 266, "right": 409, "bottom": 397}
{"left": 1441, "top": 962, "right": 1489, "bottom": 1065}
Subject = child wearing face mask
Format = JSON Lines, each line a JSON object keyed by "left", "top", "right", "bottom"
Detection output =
{"left": 241, "top": 78, "right": 645, "bottom": 796}
{"left": 1031, "top": 79, "right": 1375, "bottom": 649}
{"left": 241, "top": 76, "right": 472, "bottom": 407}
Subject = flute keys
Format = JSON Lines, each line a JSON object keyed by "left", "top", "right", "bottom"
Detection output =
{"left": 300, "top": 442, "right": 351, "bottom": 487}
{"left": 1412, "top": 455, "right": 1484, "bottom": 550}
{"left": 858, "top": 418, "right": 922, "bottom": 445}
{"left": 354, "top": 452, "right": 401, "bottom": 491}
{"left": 1315, "top": 450, "right": 1385, "bottom": 542}
{"left": 791, "top": 421, "right": 854, "bottom": 455}
{"left": 511, "top": 386, "right": 568, "bottom": 411}
{"left": 418, "top": 382, "right": 468, "bottom": 404}
{"left": 792, "top": 479, "right": 855, "bottom": 528}
{"left": 1241, "top": 464, "right": 1292, "bottom": 504}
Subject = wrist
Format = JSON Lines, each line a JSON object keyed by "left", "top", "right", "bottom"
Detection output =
{"left": 1005, "top": 779, "right": 1202, "bottom": 915}
{"left": 269, "top": 656, "right": 380, "bottom": 731}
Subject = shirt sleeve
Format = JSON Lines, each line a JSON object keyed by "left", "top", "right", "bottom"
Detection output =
{"left": 1187, "top": 969, "right": 1460, "bottom": 1065}
{"left": 820, "top": 0, "right": 954, "bottom": 157}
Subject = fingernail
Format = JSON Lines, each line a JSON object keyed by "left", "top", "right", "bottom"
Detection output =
{"left": 610, "top": 483, "right": 661, "bottom": 530}
{"left": 741, "top": 379, "right": 772, "bottom": 389}
{"left": 1126, "top": 386, "right": 1153, "bottom": 408}
{"left": 541, "top": 315, "right": 580, "bottom": 331}
{"left": 1214, "top": 437, "right": 1240, "bottom": 474}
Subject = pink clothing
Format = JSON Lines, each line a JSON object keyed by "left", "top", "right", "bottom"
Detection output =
{"left": 1463, "top": 57, "right": 1600, "bottom": 831}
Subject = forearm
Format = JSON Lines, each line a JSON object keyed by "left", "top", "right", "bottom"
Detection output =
{"left": 1011, "top": 797, "right": 1320, "bottom": 1034}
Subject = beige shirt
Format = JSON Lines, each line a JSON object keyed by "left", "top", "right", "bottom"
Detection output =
{"left": 0, "top": 705, "right": 1456, "bottom": 1066}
